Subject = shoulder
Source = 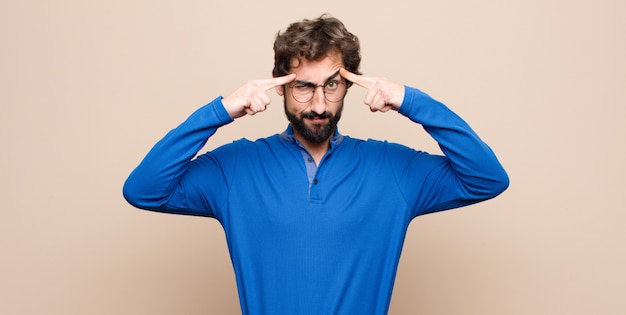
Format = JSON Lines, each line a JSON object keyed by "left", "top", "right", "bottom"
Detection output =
{"left": 211, "top": 133, "right": 277, "bottom": 150}
{"left": 341, "top": 136, "right": 421, "bottom": 159}
{"left": 208, "top": 133, "right": 290, "bottom": 159}
{"left": 343, "top": 135, "right": 413, "bottom": 149}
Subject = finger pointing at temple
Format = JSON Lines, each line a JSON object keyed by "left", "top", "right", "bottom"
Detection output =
{"left": 260, "top": 73, "right": 297, "bottom": 90}
{"left": 340, "top": 68, "right": 405, "bottom": 112}
{"left": 223, "top": 73, "right": 296, "bottom": 119}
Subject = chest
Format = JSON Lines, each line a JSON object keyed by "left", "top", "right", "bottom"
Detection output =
{"left": 223, "top": 155, "right": 409, "bottom": 236}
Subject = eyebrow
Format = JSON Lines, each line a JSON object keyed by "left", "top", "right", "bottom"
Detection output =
{"left": 294, "top": 69, "right": 341, "bottom": 86}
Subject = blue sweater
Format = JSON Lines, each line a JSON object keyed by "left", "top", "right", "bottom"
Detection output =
{"left": 123, "top": 86, "right": 509, "bottom": 315}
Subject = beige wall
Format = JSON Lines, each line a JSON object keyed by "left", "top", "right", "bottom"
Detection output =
{"left": 2, "top": 0, "right": 625, "bottom": 314}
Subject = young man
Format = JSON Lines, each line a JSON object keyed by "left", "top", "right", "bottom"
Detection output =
{"left": 123, "top": 15, "right": 509, "bottom": 315}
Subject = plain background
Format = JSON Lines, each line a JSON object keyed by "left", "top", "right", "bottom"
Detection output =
{"left": 1, "top": 0, "right": 625, "bottom": 314}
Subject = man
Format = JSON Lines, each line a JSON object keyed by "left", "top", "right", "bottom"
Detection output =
{"left": 123, "top": 14, "right": 509, "bottom": 315}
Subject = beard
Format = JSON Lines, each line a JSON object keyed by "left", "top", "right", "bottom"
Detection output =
{"left": 284, "top": 100, "right": 343, "bottom": 144}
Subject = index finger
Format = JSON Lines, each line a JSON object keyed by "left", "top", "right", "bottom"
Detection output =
{"left": 339, "top": 68, "right": 372, "bottom": 89}
{"left": 258, "top": 73, "right": 296, "bottom": 90}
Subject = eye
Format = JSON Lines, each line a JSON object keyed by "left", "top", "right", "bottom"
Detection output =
{"left": 325, "top": 80, "right": 339, "bottom": 90}
{"left": 293, "top": 83, "right": 313, "bottom": 92}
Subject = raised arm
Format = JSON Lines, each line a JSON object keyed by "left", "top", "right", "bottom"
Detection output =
{"left": 340, "top": 69, "right": 509, "bottom": 215}
{"left": 122, "top": 74, "right": 295, "bottom": 216}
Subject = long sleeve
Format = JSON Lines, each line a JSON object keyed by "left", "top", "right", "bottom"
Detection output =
{"left": 122, "top": 97, "right": 234, "bottom": 217}
{"left": 395, "top": 86, "right": 509, "bottom": 216}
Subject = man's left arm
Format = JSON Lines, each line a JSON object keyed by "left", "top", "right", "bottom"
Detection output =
{"left": 398, "top": 86, "right": 509, "bottom": 213}
{"left": 340, "top": 69, "right": 509, "bottom": 214}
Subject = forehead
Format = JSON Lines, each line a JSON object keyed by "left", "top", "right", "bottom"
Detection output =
{"left": 290, "top": 53, "right": 344, "bottom": 82}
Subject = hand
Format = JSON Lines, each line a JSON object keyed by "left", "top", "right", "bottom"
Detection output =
{"left": 339, "top": 69, "right": 405, "bottom": 112}
{"left": 222, "top": 73, "right": 296, "bottom": 119}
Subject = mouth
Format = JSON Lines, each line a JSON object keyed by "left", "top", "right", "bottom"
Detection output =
{"left": 308, "top": 116, "right": 328, "bottom": 123}
{"left": 302, "top": 112, "right": 330, "bottom": 122}
{"left": 305, "top": 117, "right": 330, "bottom": 129}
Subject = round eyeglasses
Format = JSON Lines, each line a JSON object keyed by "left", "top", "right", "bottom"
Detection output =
{"left": 287, "top": 79, "right": 349, "bottom": 103}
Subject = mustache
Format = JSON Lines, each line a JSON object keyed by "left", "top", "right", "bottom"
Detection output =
{"left": 301, "top": 111, "right": 331, "bottom": 119}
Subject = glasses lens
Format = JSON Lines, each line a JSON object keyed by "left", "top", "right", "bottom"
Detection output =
{"left": 291, "top": 84, "right": 314, "bottom": 103}
{"left": 324, "top": 81, "right": 346, "bottom": 102}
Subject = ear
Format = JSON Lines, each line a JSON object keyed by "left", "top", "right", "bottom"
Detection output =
{"left": 275, "top": 85, "right": 285, "bottom": 96}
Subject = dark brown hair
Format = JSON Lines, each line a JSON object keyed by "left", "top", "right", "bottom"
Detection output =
{"left": 272, "top": 14, "right": 361, "bottom": 77}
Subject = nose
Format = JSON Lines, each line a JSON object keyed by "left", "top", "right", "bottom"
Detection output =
{"left": 310, "top": 86, "right": 327, "bottom": 115}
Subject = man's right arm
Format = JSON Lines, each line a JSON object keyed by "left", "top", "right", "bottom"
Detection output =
{"left": 122, "top": 74, "right": 296, "bottom": 216}
{"left": 122, "top": 97, "right": 234, "bottom": 217}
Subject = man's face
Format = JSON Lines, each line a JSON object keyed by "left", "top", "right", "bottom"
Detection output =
{"left": 277, "top": 52, "right": 346, "bottom": 145}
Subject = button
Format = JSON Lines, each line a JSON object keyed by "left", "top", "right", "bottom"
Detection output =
{"left": 313, "top": 179, "right": 318, "bottom": 185}
{"left": 307, "top": 157, "right": 314, "bottom": 162}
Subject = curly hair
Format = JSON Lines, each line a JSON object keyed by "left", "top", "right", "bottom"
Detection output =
{"left": 272, "top": 14, "right": 361, "bottom": 77}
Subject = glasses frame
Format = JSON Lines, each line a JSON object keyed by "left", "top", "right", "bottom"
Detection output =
{"left": 285, "top": 71, "right": 352, "bottom": 103}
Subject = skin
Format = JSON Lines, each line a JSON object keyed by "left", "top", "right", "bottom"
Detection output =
{"left": 221, "top": 53, "right": 406, "bottom": 164}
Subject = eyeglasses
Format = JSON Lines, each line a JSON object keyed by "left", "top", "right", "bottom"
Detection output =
{"left": 286, "top": 76, "right": 349, "bottom": 103}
